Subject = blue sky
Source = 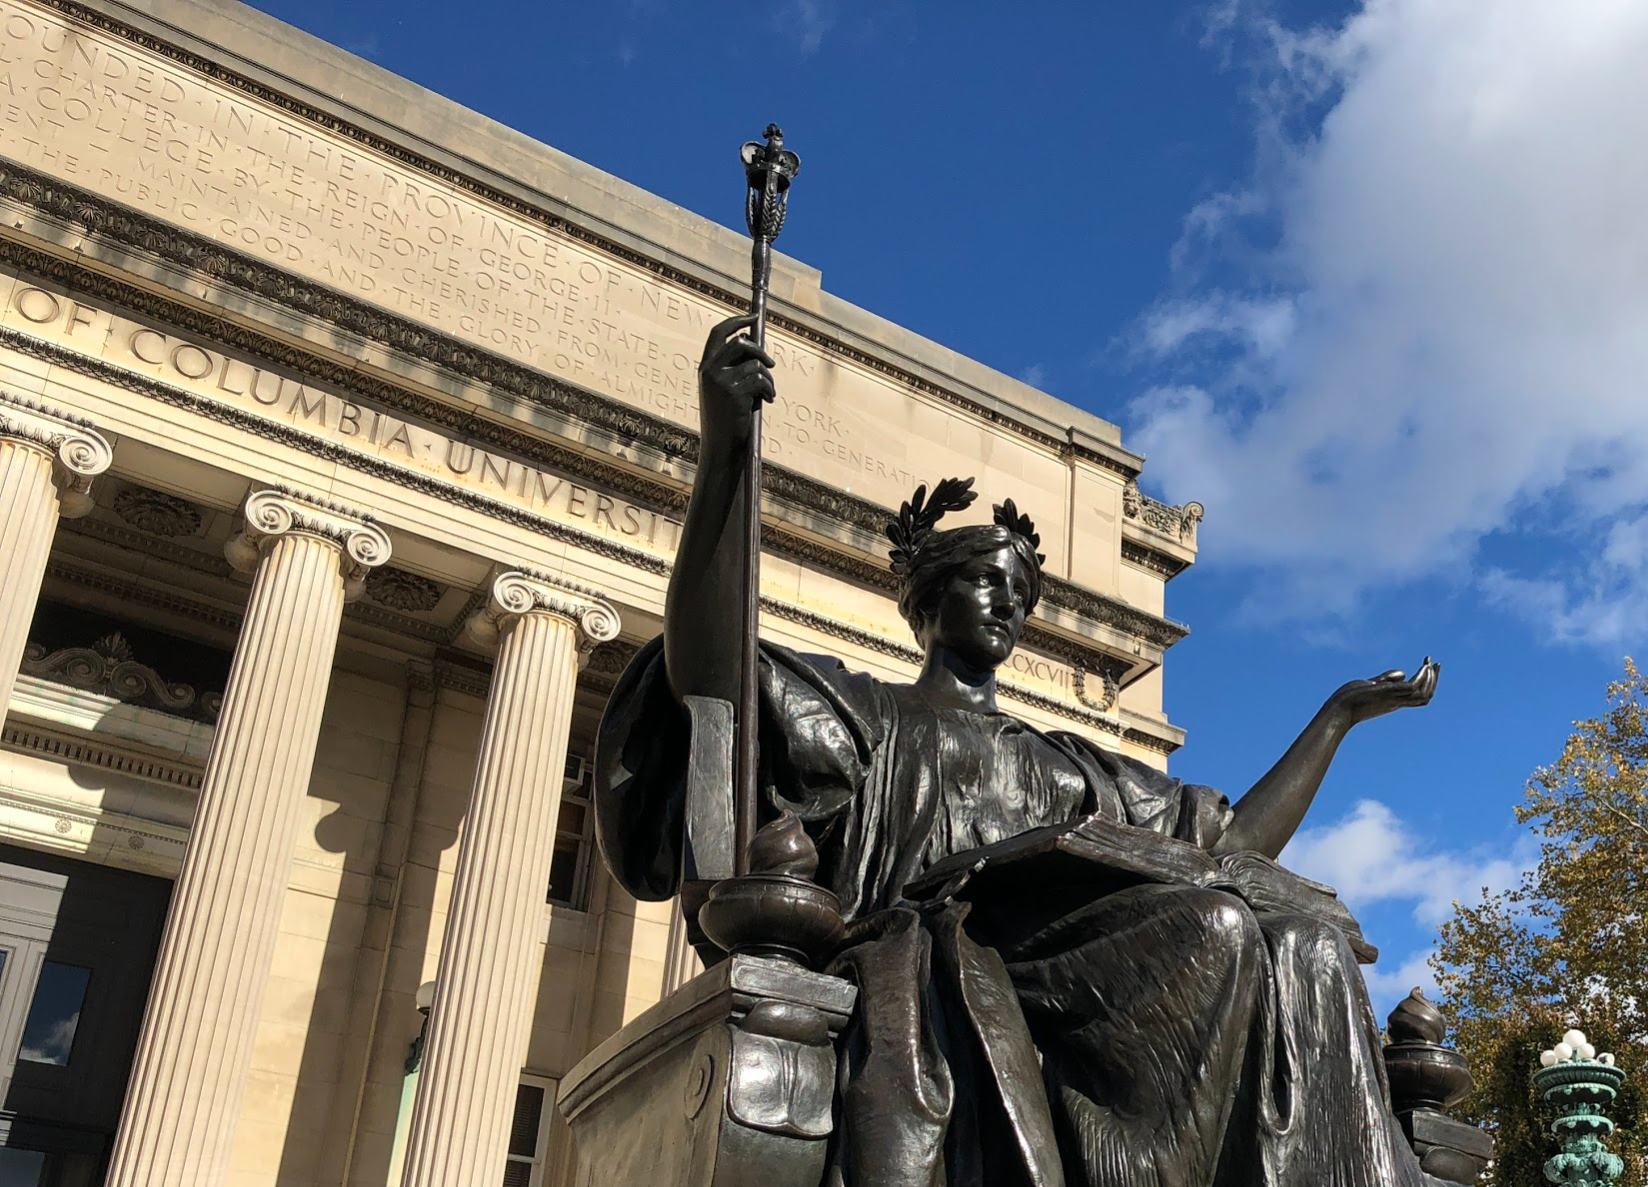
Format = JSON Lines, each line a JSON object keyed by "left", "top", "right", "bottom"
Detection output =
{"left": 245, "top": 0, "right": 1642, "bottom": 1011}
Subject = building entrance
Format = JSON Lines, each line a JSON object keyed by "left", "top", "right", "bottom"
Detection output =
{"left": 0, "top": 846, "right": 169, "bottom": 1186}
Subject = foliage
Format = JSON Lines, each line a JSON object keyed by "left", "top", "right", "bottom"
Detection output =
{"left": 1435, "top": 659, "right": 1648, "bottom": 1185}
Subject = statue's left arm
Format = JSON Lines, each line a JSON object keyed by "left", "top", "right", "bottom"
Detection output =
{"left": 1212, "top": 658, "right": 1439, "bottom": 859}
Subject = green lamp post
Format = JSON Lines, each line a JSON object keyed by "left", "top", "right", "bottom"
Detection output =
{"left": 1534, "top": 1028, "right": 1624, "bottom": 1184}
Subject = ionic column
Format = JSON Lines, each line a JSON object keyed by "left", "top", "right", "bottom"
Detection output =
{"left": 400, "top": 570, "right": 619, "bottom": 1187}
{"left": 0, "top": 394, "right": 110, "bottom": 716}
{"left": 107, "top": 488, "right": 390, "bottom": 1187}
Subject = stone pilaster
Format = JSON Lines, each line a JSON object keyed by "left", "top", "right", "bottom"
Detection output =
{"left": 0, "top": 394, "right": 110, "bottom": 716}
{"left": 106, "top": 488, "right": 390, "bottom": 1187}
{"left": 399, "top": 569, "right": 619, "bottom": 1187}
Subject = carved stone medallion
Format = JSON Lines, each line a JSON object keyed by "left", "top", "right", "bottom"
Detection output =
{"left": 364, "top": 567, "right": 444, "bottom": 613}
{"left": 113, "top": 486, "right": 204, "bottom": 538}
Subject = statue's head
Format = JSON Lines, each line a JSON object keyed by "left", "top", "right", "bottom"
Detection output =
{"left": 888, "top": 478, "right": 1046, "bottom": 669}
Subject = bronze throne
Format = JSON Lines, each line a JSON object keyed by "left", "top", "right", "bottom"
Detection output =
{"left": 556, "top": 695, "right": 856, "bottom": 1187}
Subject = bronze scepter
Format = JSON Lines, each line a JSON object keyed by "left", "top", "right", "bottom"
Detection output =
{"left": 734, "top": 124, "right": 799, "bottom": 874}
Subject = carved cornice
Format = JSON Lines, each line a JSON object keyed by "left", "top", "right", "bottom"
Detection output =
{"left": 1122, "top": 725, "right": 1181, "bottom": 756}
{"left": 466, "top": 570, "right": 622, "bottom": 665}
{"left": 406, "top": 659, "right": 436, "bottom": 695}
{"left": 44, "top": 557, "right": 242, "bottom": 633}
{"left": 2, "top": 720, "right": 203, "bottom": 791}
{"left": 344, "top": 599, "right": 452, "bottom": 644}
{"left": 223, "top": 487, "right": 393, "bottom": 596}
{"left": 0, "top": 237, "right": 1185, "bottom": 658}
{"left": 0, "top": 234, "right": 687, "bottom": 513}
{"left": 1041, "top": 574, "right": 1188, "bottom": 651}
{"left": 1121, "top": 539, "right": 1189, "bottom": 580}
{"left": 0, "top": 390, "right": 112, "bottom": 517}
{"left": 432, "top": 654, "right": 493, "bottom": 699}
{"left": 64, "top": 514, "right": 232, "bottom": 577}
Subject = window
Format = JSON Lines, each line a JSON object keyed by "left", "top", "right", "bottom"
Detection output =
{"left": 0, "top": 1147, "right": 46, "bottom": 1186}
{"left": 501, "top": 1075, "right": 556, "bottom": 1187}
{"left": 547, "top": 755, "right": 592, "bottom": 910}
{"left": 16, "top": 961, "right": 88, "bottom": 1067}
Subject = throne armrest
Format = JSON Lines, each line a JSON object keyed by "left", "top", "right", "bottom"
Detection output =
{"left": 558, "top": 954, "right": 857, "bottom": 1187}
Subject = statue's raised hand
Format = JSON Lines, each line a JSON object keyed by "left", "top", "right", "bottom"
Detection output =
{"left": 698, "top": 314, "right": 775, "bottom": 445}
{"left": 1327, "top": 657, "right": 1440, "bottom": 726}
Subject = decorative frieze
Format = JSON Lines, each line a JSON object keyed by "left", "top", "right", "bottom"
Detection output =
{"left": 21, "top": 633, "right": 220, "bottom": 721}
{"left": 0, "top": 247, "right": 1188, "bottom": 657}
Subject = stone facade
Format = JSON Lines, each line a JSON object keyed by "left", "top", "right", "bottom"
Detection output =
{"left": 0, "top": 1, "right": 1200, "bottom": 1183}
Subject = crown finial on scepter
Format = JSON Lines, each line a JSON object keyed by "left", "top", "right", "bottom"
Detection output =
{"left": 742, "top": 126, "right": 802, "bottom": 243}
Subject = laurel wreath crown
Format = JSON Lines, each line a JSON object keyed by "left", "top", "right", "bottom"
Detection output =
{"left": 886, "top": 477, "right": 1046, "bottom": 576}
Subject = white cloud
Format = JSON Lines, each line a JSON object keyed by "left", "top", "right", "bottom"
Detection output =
{"left": 1130, "top": 0, "right": 1648, "bottom": 638}
{"left": 1280, "top": 798, "right": 1533, "bottom": 1017}
{"left": 1363, "top": 949, "right": 1440, "bottom": 1018}
{"left": 1281, "top": 799, "right": 1528, "bottom": 928}
{"left": 776, "top": 0, "right": 835, "bottom": 55}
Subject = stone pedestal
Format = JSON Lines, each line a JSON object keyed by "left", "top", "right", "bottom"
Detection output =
{"left": 105, "top": 488, "right": 389, "bottom": 1187}
{"left": 559, "top": 954, "right": 856, "bottom": 1187}
{"left": 1381, "top": 988, "right": 1494, "bottom": 1185}
{"left": 0, "top": 395, "right": 110, "bottom": 715}
{"left": 398, "top": 570, "right": 618, "bottom": 1187}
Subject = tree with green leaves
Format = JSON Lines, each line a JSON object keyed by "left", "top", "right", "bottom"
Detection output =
{"left": 1435, "top": 659, "right": 1648, "bottom": 1184}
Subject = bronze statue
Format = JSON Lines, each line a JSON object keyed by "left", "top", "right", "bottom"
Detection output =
{"left": 590, "top": 307, "right": 1448, "bottom": 1186}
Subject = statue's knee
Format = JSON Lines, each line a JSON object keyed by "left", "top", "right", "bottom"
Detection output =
{"left": 1265, "top": 912, "right": 1352, "bottom": 964}
{"left": 1183, "top": 887, "right": 1263, "bottom": 957}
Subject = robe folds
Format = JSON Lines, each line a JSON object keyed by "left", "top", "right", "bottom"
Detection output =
{"left": 595, "top": 638, "right": 1438, "bottom": 1187}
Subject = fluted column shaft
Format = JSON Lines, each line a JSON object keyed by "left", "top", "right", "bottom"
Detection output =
{"left": 400, "top": 570, "right": 619, "bottom": 1187}
{"left": 0, "top": 395, "right": 111, "bottom": 717}
{"left": 107, "top": 489, "right": 390, "bottom": 1187}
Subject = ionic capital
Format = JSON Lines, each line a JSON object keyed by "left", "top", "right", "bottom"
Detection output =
{"left": 223, "top": 487, "right": 392, "bottom": 598}
{"left": 466, "top": 569, "right": 621, "bottom": 665}
{"left": 0, "top": 393, "right": 112, "bottom": 518}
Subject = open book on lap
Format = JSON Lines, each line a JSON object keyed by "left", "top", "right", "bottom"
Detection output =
{"left": 904, "top": 812, "right": 1377, "bottom": 964}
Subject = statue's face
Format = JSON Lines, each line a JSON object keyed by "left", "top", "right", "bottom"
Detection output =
{"left": 926, "top": 545, "right": 1032, "bottom": 671}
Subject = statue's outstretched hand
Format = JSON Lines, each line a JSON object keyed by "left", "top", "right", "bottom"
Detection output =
{"left": 1327, "top": 657, "right": 1440, "bottom": 726}
{"left": 698, "top": 315, "right": 775, "bottom": 443}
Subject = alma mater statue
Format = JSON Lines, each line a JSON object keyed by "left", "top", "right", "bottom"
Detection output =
{"left": 593, "top": 315, "right": 1446, "bottom": 1187}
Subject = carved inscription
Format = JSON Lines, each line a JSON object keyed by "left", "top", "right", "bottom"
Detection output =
{"left": 0, "top": 270, "right": 683, "bottom": 551}
{"left": 0, "top": 1, "right": 1073, "bottom": 528}
{"left": 0, "top": 261, "right": 1099, "bottom": 716}
{"left": 1006, "top": 650, "right": 1074, "bottom": 697}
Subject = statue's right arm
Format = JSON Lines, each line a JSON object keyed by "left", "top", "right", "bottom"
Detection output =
{"left": 664, "top": 315, "right": 775, "bottom": 707}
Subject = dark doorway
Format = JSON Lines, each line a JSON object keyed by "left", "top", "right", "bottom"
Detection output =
{"left": 0, "top": 845, "right": 170, "bottom": 1186}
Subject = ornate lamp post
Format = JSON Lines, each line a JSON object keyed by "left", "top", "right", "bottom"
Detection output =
{"left": 1534, "top": 1028, "right": 1625, "bottom": 1185}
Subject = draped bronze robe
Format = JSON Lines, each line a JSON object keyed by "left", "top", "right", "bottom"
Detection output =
{"left": 596, "top": 639, "right": 1437, "bottom": 1187}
